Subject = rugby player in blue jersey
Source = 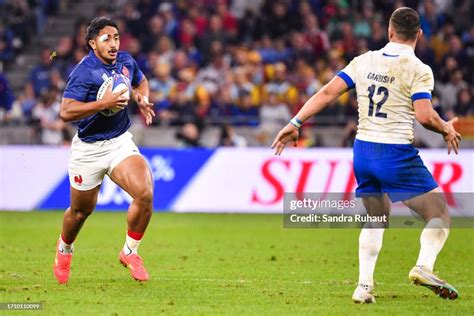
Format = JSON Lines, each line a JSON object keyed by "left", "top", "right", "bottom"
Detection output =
{"left": 53, "top": 17, "right": 155, "bottom": 283}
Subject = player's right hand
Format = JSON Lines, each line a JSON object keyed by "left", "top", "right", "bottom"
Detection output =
{"left": 271, "top": 124, "right": 299, "bottom": 155}
{"left": 444, "top": 117, "right": 462, "bottom": 155}
{"left": 101, "top": 85, "right": 129, "bottom": 109}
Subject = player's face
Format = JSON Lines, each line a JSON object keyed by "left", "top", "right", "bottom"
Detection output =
{"left": 90, "top": 26, "right": 120, "bottom": 64}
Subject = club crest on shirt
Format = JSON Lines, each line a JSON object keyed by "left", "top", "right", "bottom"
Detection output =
{"left": 122, "top": 66, "right": 130, "bottom": 79}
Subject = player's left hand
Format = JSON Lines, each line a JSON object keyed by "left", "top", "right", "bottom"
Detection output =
{"left": 271, "top": 124, "right": 299, "bottom": 155}
{"left": 445, "top": 117, "right": 462, "bottom": 155}
{"left": 135, "top": 93, "right": 155, "bottom": 125}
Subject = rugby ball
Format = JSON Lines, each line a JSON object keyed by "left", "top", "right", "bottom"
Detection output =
{"left": 97, "top": 74, "right": 131, "bottom": 116}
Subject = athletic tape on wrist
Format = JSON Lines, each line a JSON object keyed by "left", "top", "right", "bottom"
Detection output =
{"left": 290, "top": 117, "right": 303, "bottom": 129}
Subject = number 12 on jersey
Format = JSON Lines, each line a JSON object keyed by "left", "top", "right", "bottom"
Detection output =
{"left": 367, "top": 84, "right": 388, "bottom": 118}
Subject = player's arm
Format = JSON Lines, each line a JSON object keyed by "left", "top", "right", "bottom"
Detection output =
{"left": 271, "top": 76, "right": 349, "bottom": 155}
{"left": 132, "top": 76, "right": 149, "bottom": 100}
{"left": 60, "top": 88, "right": 128, "bottom": 122}
{"left": 132, "top": 76, "right": 155, "bottom": 125}
{"left": 129, "top": 53, "right": 155, "bottom": 125}
{"left": 414, "top": 99, "right": 461, "bottom": 154}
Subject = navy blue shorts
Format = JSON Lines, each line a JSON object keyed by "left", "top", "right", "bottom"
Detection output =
{"left": 353, "top": 139, "right": 438, "bottom": 202}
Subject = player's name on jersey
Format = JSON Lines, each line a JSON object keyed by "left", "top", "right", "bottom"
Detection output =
{"left": 367, "top": 72, "right": 396, "bottom": 84}
{"left": 288, "top": 214, "right": 388, "bottom": 224}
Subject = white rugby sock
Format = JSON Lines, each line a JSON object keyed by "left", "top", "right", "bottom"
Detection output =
{"left": 358, "top": 227, "right": 385, "bottom": 287}
{"left": 123, "top": 235, "right": 141, "bottom": 255}
{"left": 58, "top": 235, "right": 74, "bottom": 254}
{"left": 416, "top": 217, "right": 449, "bottom": 272}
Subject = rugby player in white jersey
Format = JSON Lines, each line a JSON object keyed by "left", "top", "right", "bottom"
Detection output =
{"left": 272, "top": 7, "right": 461, "bottom": 303}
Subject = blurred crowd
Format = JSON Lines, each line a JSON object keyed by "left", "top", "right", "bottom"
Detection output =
{"left": 0, "top": 0, "right": 473, "bottom": 146}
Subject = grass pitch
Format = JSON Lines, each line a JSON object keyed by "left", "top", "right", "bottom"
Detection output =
{"left": 0, "top": 211, "right": 473, "bottom": 315}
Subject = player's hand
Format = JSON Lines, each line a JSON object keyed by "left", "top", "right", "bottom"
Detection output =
{"left": 444, "top": 117, "right": 462, "bottom": 155}
{"left": 101, "top": 85, "right": 129, "bottom": 109}
{"left": 135, "top": 92, "right": 155, "bottom": 125}
{"left": 271, "top": 124, "right": 299, "bottom": 155}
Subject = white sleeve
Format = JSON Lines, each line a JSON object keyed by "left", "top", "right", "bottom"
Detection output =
{"left": 336, "top": 57, "right": 358, "bottom": 90}
{"left": 411, "top": 64, "right": 434, "bottom": 101}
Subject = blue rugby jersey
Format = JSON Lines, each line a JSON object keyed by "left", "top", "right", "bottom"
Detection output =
{"left": 63, "top": 50, "right": 144, "bottom": 142}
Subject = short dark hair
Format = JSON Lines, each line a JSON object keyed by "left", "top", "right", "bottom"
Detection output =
{"left": 389, "top": 7, "right": 420, "bottom": 41}
{"left": 85, "top": 17, "right": 119, "bottom": 50}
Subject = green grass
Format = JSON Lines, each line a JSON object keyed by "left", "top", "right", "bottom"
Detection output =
{"left": 0, "top": 212, "right": 473, "bottom": 315}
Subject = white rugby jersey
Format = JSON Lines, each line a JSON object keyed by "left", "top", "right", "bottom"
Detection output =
{"left": 338, "top": 42, "right": 434, "bottom": 144}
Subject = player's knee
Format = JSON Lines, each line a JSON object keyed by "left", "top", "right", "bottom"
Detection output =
{"left": 71, "top": 207, "right": 93, "bottom": 221}
{"left": 135, "top": 187, "right": 153, "bottom": 209}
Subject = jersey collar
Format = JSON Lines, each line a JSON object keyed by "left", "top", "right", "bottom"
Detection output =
{"left": 88, "top": 50, "right": 118, "bottom": 70}
{"left": 383, "top": 42, "right": 415, "bottom": 55}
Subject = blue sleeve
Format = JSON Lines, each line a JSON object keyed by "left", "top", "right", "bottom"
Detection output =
{"left": 63, "top": 65, "right": 90, "bottom": 102}
{"left": 336, "top": 71, "right": 355, "bottom": 90}
{"left": 129, "top": 54, "right": 144, "bottom": 87}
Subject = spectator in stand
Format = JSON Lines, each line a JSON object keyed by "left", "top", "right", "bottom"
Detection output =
{"left": 49, "top": 68, "right": 65, "bottom": 91}
{"left": 462, "top": 24, "right": 474, "bottom": 83}
{"left": 419, "top": 0, "right": 446, "bottom": 39}
{"left": 218, "top": 124, "right": 247, "bottom": 147}
{"left": 353, "top": 5, "right": 373, "bottom": 39}
{"left": 196, "top": 46, "right": 229, "bottom": 102}
{"left": 149, "top": 62, "right": 176, "bottom": 112}
{"left": 54, "top": 36, "right": 74, "bottom": 73}
{"left": 230, "top": 90, "right": 259, "bottom": 126}
{"left": 171, "top": 50, "right": 192, "bottom": 78}
{"left": 415, "top": 35, "right": 435, "bottom": 68}
{"left": 160, "top": 82, "right": 199, "bottom": 127}
{"left": 216, "top": 0, "right": 238, "bottom": 35}
{"left": 31, "top": 87, "right": 65, "bottom": 145}
{"left": 0, "top": 23, "right": 15, "bottom": 62}
{"left": 262, "top": 62, "right": 298, "bottom": 109}
{"left": 153, "top": 35, "right": 175, "bottom": 65}
{"left": 289, "top": 32, "right": 314, "bottom": 64}
{"left": 121, "top": 2, "right": 145, "bottom": 40}
{"left": 159, "top": 2, "right": 178, "bottom": 41}
{"left": 229, "top": 67, "right": 260, "bottom": 108}
{"left": 447, "top": 88, "right": 474, "bottom": 119}
{"left": 437, "top": 69, "right": 468, "bottom": 110}
{"left": 6, "top": 0, "right": 34, "bottom": 50}
{"left": 199, "top": 15, "right": 230, "bottom": 65}
{"left": 142, "top": 14, "right": 166, "bottom": 53}
{"left": 115, "top": 19, "right": 135, "bottom": 52}
{"left": 64, "top": 48, "right": 87, "bottom": 78}
{"left": 72, "top": 19, "right": 88, "bottom": 51}
{"left": 302, "top": 14, "right": 330, "bottom": 58}
{"left": 188, "top": 5, "right": 208, "bottom": 38}
{"left": 0, "top": 72, "right": 14, "bottom": 124}
{"left": 127, "top": 37, "right": 148, "bottom": 76}
{"left": 262, "top": 1, "right": 292, "bottom": 39}
{"left": 26, "top": 47, "right": 54, "bottom": 98}
{"left": 260, "top": 92, "right": 291, "bottom": 128}
{"left": 177, "top": 18, "right": 198, "bottom": 51}
{"left": 430, "top": 20, "right": 455, "bottom": 63}
{"left": 368, "top": 19, "right": 386, "bottom": 50}
{"left": 176, "top": 122, "right": 202, "bottom": 147}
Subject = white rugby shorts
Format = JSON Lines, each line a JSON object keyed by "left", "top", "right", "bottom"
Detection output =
{"left": 68, "top": 131, "right": 141, "bottom": 191}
